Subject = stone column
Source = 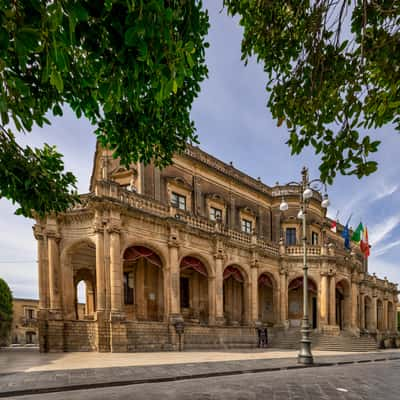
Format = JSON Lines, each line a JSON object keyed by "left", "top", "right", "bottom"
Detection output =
{"left": 251, "top": 264, "right": 259, "bottom": 323}
{"left": 371, "top": 295, "right": 378, "bottom": 331}
{"left": 34, "top": 226, "right": 49, "bottom": 310}
{"left": 360, "top": 294, "right": 365, "bottom": 329}
{"left": 95, "top": 226, "right": 106, "bottom": 312}
{"left": 351, "top": 280, "right": 359, "bottom": 331}
{"left": 208, "top": 276, "right": 216, "bottom": 324}
{"left": 47, "top": 234, "right": 61, "bottom": 312}
{"left": 329, "top": 273, "right": 336, "bottom": 325}
{"left": 109, "top": 220, "right": 123, "bottom": 316}
{"left": 168, "top": 242, "right": 180, "bottom": 318}
{"left": 215, "top": 255, "right": 224, "bottom": 324}
{"left": 319, "top": 272, "right": 329, "bottom": 327}
{"left": 279, "top": 268, "right": 288, "bottom": 325}
{"left": 383, "top": 299, "right": 388, "bottom": 331}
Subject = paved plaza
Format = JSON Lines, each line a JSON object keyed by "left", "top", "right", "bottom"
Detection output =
{"left": 1, "top": 348, "right": 400, "bottom": 398}
{"left": 4, "top": 359, "right": 400, "bottom": 400}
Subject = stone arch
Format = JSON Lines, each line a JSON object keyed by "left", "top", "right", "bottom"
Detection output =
{"left": 121, "top": 240, "right": 168, "bottom": 270}
{"left": 62, "top": 240, "right": 96, "bottom": 319}
{"left": 178, "top": 252, "right": 215, "bottom": 278}
{"left": 364, "top": 295, "right": 372, "bottom": 330}
{"left": 257, "top": 271, "right": 277, "bottom": 325}
{"left": 122, "top": 245, "right": 164, "bottom": 321}
{"left": 61, "top": 238, "right": 96, "bottom": 266}
{"left": 74, "top": 267, "right": 96, "bottom": 319}
{"left": 288, "top": 275, "right": 318, "bottom": 329}
{"left": 336, "top": 278, "right": 351, "bottom": 330}
{"left": 388, "top": 301, "right": 394, "bottom": 331}
{"left": 179, "top": 255, "right": 211, "bottom": 324}
{"left": 377, "top": 298, "right": 384, "bottom": 330}
{"left": 223, "top": 264, "right": 249, "bottom": 325}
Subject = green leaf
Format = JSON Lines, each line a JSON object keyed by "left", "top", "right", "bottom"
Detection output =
{"left": 172, "top": 79, "right": 178, "bottom": 94}
{"left": 124, "top": 27, "right": 137, "bottom": 47}
{"left": 0, "top": 27, "right": 8, "bottom": 49}
{"left": 50, "top": 69, "right": 64, "bottom": 92}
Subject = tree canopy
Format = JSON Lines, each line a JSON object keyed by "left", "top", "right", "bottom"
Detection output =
{"left": 2, "top": 0, "right": 399, "bottom": 218}
{"left": 224, "top": 0, "right": 400, "bottom": 183}
{"left": 0, "top": 278, "right": 13, "bottom": 346}
{"left": 0, "top": 0, "right": 209, "bottom": 217}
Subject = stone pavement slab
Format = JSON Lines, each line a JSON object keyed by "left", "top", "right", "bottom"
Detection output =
{"left": 0, "top": 349, "right": 400, "bottom": 398}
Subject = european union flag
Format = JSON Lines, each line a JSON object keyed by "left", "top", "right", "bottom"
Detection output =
{"left": 341, "top": 213, "right": 353, "bottom": 250}
{"left": 341, "top": 224, "right": 350, "bottom": 250}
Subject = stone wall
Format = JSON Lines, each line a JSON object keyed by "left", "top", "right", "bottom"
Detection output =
{"left": 125, "top": 321, "right": 175, "bottom": 352}
{"left": 184, "top": 324, "right": 258, "bottom": 349}
{"left": 63, "top": 321, "right": 97, "bottom": 351}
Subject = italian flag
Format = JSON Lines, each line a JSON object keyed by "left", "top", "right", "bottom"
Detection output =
{"left": 360, "top": 226, "right": 370, "bottom": 258}
{"left": 330, "top": 220, "right": 337, "bottom": 233}
{"left": 351, "top": 222, "right": 364, "bottom": 243}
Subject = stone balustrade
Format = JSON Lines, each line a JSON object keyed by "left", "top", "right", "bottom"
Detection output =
{"left": 286, "top": 245, "right": 322, "bottom": 256}
{"left": 69, "top": 181, "right": 282, "bottom": 258}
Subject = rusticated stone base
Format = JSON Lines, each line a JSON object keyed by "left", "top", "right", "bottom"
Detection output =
{"left": 39, "top": 319, "right": 259, "bottom": 352}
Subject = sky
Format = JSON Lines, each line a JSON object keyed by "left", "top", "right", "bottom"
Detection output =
{"left": 1, "top": 1, "right": 399, "bottom": 300}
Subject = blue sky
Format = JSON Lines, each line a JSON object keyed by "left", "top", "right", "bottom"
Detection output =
{"left": 1, "top": 1, "right": 399, "bottom": 299}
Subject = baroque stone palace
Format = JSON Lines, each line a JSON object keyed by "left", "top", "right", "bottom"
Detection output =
{"left": 33, "top": 144, "right": 398, "bottom": 352}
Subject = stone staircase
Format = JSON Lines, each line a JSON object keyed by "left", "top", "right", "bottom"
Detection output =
{"left": 269, "top": 328, "right": 377, "bottom": 352}
{"left": 313, "top": 333, "right": 377, "bottom": 352}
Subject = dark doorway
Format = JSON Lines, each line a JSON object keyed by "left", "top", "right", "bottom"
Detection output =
{"left": 180, "top": 277, "right": 190, "bottom": 308}
{"left": 312, "top": 297, "right": 317, "bottom": 329}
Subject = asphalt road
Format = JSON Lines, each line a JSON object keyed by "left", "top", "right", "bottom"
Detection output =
{"left": 8, "top": 360, "right": 400, "bottom": 400}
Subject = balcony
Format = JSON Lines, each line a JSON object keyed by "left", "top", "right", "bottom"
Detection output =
{"left": 286, "top": 245, "right": 322, "bottom": 256}
{"left": 20, "top": 317, "right": 38, "bottom": 328}
{"left": 71, "top": 181, "right": 280, "bottom": 258}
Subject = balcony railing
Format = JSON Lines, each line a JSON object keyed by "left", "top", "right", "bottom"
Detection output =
{"left": 286, "top": 245, "right": 322, "bottom": 256}
{"left": 71, "top": 181, "right": 281, "bottom": 257}
{"left": 20, "top": 317, "right": 37, "bottom": 327}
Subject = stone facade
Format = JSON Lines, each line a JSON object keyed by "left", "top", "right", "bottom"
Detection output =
{"left": 10, "top": 298, "right": 39, "bottom": 345}
{"left": 10, "top": 298, "right": 85, "bottom": 346}
{"left": 33, "top": 143, "right": 399, "bottom": 352}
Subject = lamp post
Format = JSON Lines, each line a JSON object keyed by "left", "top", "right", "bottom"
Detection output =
{"left": 279, "top": 167, "right": 330, "bottom": 365}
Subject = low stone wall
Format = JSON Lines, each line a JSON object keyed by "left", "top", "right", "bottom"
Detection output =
{"left": 125, "top": 321, "right": 176, "bottom": 352}
{"left": 184, "top": 324, "right": 258, "bottom": 349}
{"left": 39, "top": 318, "right": 259, "bottom": 352}
{"left": 63, "top": 320, "right": 97, "bottom": 351}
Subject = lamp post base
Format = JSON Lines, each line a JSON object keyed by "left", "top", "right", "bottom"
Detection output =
{"left": 298, "top": 318, "right": 314, "bottom": 365}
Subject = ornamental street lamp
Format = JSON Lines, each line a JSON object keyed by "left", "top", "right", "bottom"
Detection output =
{"left": 279, "top": 166, "right": 330, "bottom": 365}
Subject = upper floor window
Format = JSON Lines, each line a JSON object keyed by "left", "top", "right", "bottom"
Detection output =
{"left": 171, "top": 192, "right": 186, "bottom": 210}
{"left": 210, "top": 207, "right": 222, "bottom": 221}
{"left": 241, "top": 219, "right": 252, "bottom": 234}
{"left": 311, "top": 231, "right": 319, "bottom": 245}
{"left": 286, "top": 228, "right": 297, "bottom": 245}
{"left": 25, "top": 308, "right": 35, "bottom": 320}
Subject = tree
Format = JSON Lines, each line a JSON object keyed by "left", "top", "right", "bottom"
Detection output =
{"left": 0, "top": 0, "right": 209, "bottom": 217}
{"left": 0, "top": 278, "right": 13, "bottom": 346}
{"left": 224, "top": 1, "right": 400, "bottom": 183}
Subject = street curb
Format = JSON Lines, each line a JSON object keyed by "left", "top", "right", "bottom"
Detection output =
{"left": 1, "top": 356, "right": 400, "bottom": 398}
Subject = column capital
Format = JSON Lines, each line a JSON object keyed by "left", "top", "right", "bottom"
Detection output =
{"left": 33, "top": 224, "right": 45, "bottom": 240}
{"left": 214, "top": 252, "right": 225, "bottom": 260}
{"left": 107, "top": 227, "right": 121, "bottom": 234}
{"left": 279, "top": 267, "right": 288, "bottom": 276}
{"left": 168, "top": 238, "right": 180, "bottom": 248}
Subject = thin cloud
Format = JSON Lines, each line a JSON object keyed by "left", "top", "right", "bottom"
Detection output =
{"left": 373, "top": 183, "right": 398, "bottom": 201}
{"left": 374, "top": 239, "right": 400, "bottom": 257}
{"left": 369, "top": 214, "right": 400, "bottom": 247}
